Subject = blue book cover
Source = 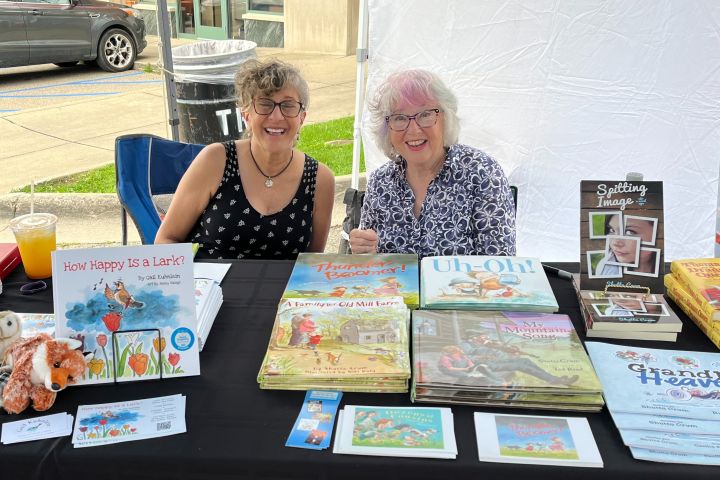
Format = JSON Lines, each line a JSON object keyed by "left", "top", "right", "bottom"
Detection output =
{"left": 611, "top": 412, "right": 720, "bottom": 435}
{"left": 586, "top": 342, "right": 720, "bottom": 420}
{"left": 619, "top": 428, "right": 720, "bottom": 456}
{"left": 629, "top": 447, "right": 720, "bottom": 465}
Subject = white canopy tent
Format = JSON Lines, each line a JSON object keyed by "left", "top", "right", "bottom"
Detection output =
{"left": 353, "top": 0, "right": 720, "bottom": 261}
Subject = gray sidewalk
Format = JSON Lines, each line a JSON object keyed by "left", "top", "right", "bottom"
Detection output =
{"left": 0, "top": 36, "right": 365, "bottom": 253}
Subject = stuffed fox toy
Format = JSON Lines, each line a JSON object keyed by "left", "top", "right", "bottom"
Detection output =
{"left": 1, "top": 333, "right": 88, "bottom": 414}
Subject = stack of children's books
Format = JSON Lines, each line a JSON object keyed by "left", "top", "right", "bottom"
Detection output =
{"left": 257, "top": 253, "right": 418, "bottom": 393}
{"left": 420, "top": 256, "right": 558, "bottom": 311}
{"left": 410, "top": 310, "right": 604, "bottom": 412}
{"left": 587, "top": 341, "right": 720, "bottom": 465}
{"left": 574, "top": 283, "right": 683, "bottom": 342}
{"left": 194, "top": 277, "right": 223, "bottom": 352}
{"left": 333, "top": 405, "right": 457, "bottom": 459}
{"left": 665, "top": 258, "right": 720, "bottom": 349}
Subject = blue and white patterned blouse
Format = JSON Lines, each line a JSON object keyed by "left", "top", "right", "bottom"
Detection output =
{"left": 360, "top": 144, "right": 516, "bottom": 258}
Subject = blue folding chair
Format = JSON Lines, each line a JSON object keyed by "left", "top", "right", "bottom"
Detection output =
{"left": 115, "top": 134, "right": 205, "bottom": 244}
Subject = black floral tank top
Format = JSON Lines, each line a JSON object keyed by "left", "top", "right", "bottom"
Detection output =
{"left": 188, "top": 141, "right": 318, "bottom": 260}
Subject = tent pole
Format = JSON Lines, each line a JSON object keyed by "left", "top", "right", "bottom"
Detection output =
{"left": 351, "top": 0, "right": 369, "bottom": 190}
{"left": 156, "top": 0, "right": 180, "bottom": 141}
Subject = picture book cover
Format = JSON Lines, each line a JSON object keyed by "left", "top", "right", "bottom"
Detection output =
{"left": 664, "top": 273, "right": 720, "bottom": 349}
{"left": 611, "top": 412, "right": 720, "bottom": 436}
{"left": 579, "top": 180, "right": 664, "bottom": 293}
{"left": 420, "top": 256, "right": 558, "bottom": 311}
{"left": 629, "top": 446, "right": 720, "bottom": 465}
{"left": 473, "top": 412, "right": 602, "bottom": 467}
{"left": 257, "top": 297, "right": 410, "bottom": 384}
{"left": 578, "top": 290, "right": 682, "bottom": 332}
{"left": 333, "top": 405, "right": 457, "bottom": 458}
{"left": 586, "top": 341, "right": 720, "bottom": 420}
{"left": 619, "top": 428, "right": 720, "bottom": 456}
{"left": 282, "top": 253, "right": 419, "bottom": 309}
{"left": 670, "top": 258, "right": 720, "bottom": 321}
{"left": 412, "top": 310, "right": 602, "bottom": 393}
{"left": 52, "top": 244, "right": 200, "bottom": 385}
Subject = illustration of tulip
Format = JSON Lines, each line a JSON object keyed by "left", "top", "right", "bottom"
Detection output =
{"left": 153, "top": 337, "right": 166, "bottom": 353}
{"left": 109, "top": 429, "right": 120, "bottom": 437}
{"left": 96, "top": 333, "right": 110, "bottom": 378}
{"left": 98, "top": 419, "right": 108, "bottom": 436}
{"left": 88, "top": 358, "right": 105, "bottom": 379}
{"left": 78, "top": 426, "right": 88, "bottom": 440}
{"left": 128, "top": 352, "right": 149, "bottom": 376}
{"left": 101, "top": 312, "right": 122, "bottom": 332}
{"left": 168, "top": 352, "right": 180, "bottom": 374}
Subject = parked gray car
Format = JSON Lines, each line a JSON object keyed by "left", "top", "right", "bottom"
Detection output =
{"left": 0, "top": 0, "right": 147, "bottom": 72}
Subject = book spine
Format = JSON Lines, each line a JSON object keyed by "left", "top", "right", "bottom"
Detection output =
{"left": 664, "top": 275, "right": 720, "bottom": 349}
{"left": 669, "top": 262, "right": 720, "bottom": 321}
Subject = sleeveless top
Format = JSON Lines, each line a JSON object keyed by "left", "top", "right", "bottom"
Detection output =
{"left": 187, "top": 141, "right": 318, "bottom": 260}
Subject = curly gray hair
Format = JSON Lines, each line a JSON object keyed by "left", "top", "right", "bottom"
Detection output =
{"left": 368, "top": 69, "right": 460, "bottom": 158}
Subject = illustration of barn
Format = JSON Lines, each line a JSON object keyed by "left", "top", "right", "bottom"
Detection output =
{"left": 340, "top": 319, "right": 397, "bottom": 344}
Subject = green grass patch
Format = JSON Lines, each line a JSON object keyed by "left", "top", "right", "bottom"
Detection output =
{"left": 20, "top": 116, "right": 365, "bottom": 194}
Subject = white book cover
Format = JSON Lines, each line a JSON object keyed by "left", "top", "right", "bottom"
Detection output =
{"left": 333, "top": 405, "right": 456, "bottom": 459}
{"left": 53, "top": 244, "right": 200, "bottom": 385}
{"left": 610, "top": 412, "right": 720, "bottom": 436}
{"left": 619, "top": 428, "right": 720, "bottom": 456}
{"left": 586, "top": 342, "right": 720, "bottom": 420}
{"left": 629, "top": 446, "right": 720, "bottom": 465}
{"left": 473, "top": 412, "right": 603, "bottom": 468}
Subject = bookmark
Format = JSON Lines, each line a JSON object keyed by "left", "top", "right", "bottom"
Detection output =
{"left": 285, "top": 390, "right": 342, "bottom": 450}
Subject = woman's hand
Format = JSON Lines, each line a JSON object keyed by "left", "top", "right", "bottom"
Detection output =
{"left": 349, "top": 228, "right": 378, "bottom": 254}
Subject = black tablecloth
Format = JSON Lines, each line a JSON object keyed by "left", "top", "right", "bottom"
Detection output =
{"left": 0, "top": 261, "right": 718, "bottom": 480}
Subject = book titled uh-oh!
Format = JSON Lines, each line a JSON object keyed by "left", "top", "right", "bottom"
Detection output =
{"left": 52, "top": 244, "right": 200, "bottom": 386}
{"left": 579, "top": 180, "right": 664, "bottom": 293}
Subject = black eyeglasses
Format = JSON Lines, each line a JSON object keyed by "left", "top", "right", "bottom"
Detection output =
{"left": 385, "top": 108, "right": 441, "bottom": 131}
{"left": 252, "top": 98, "right": 305, "bottom": 118}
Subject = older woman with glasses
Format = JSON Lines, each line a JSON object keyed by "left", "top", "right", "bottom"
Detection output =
{"left": 349, "top": 69, "right": 516, "bottom": 257}
{"left": 156, "top": 59, "right": 335, "bottom": 259}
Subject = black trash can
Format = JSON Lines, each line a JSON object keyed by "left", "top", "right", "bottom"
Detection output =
{"left": 172, "top": 40, "right": 257, "bottom": 145}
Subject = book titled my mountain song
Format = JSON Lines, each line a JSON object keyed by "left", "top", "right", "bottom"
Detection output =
{"left": 420, "top": 256, "right": 558, "bottom": 311}
{"left": 283, "top": 253, "right": 419, "bottom": 309}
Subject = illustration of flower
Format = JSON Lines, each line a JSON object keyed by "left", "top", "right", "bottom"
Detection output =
{"left": 78, "top": 426, "right": 88, "bottom": 440}
{"left": 88, "top": 358, "right": 105, "bottom": 378}
{"left": 99, "top": 419, "right": 107, "bottom": 425}
{"left": 128, "top": 353, "right": 149, "bottom": 376}
{"left": 88, "top": 433, "right": 97, "bottom": 439}
{"left": 102, "top": 312, "right": 122, "bottom": 333}
{"left": 153, "top": 337, "right": 166, "bottom": 353}
{"left": 96, "top": 333, "right": 107, "bottom": 347}
{"left": 109, "top": 429, "right": 120, "bottom": 437}
{"left": 168, "top": 352, "right": 180, "bottom": 373}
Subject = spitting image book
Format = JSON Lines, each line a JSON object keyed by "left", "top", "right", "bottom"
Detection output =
{"left": 579, "top": 180, "right": 664, "bottom": 293}
{"left": 420, "top": 256, "right": 558, "bottom": 311}
{"left": 52, "top": 244, "right": 200, "bottom": 385}
{"left": 282, "top": 253, "right": 419, "bottom": 309}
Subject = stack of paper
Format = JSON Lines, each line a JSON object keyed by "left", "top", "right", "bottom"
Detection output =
{"left": 474, "top": 412, "right": 603, "bottom": 467}
{"left": 257, "top": 297, "right": 411, "bottom": 393}
{"left": 194, "top": 278, "right": 223, "bottom": 351}
{"left": 1, "top": 413, "right": 73, "bottom": 444}
{"left": 333, "top": 405, "right": 457, "bottom": 459}
{"left": 411, "top": 310, "right": 604, "bottom": 412}
{"left": 71, "top": 394, "right": 186, "bottom": 448}
{"left": 587, "top": 342, "right": 720, "bottom": 465}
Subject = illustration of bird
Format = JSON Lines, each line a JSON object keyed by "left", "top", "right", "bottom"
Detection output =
{"left": 104, "top": 281, "right": 145, "bottom": 310}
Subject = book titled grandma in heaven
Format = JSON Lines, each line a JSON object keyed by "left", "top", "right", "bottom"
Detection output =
{"left": 420, "top": 256, "right": 558, "bottom": 311}
{"left": 283, "top": 253, "right": 419, "bottom": 309}
{"left": 586, "top": 342, "right": 720, "bottom": 420}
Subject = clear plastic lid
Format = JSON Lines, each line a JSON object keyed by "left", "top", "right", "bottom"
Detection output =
{"left": 9, "top": 213, "right": 57, "bottom": 231}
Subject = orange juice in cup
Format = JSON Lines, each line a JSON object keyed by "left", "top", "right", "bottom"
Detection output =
{"left": 9, "top": 213, "right": 57, "bottom": 280}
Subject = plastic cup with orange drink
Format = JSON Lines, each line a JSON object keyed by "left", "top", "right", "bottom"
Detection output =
{"left": 9, "top": 213, "right": 57, "bottom": 280}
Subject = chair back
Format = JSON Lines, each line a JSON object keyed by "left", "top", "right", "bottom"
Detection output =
{"left": 115, "top": 134, "right": 204, "bottom": 244}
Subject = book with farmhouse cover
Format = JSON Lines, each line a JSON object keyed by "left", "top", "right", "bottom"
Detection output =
{"left": 670, "top": 258, "right": 720, "bottom": 321}
{"left": 579, "top": 180, "right": 664, "bottom": 293}
{"left": 257, "top": 297, "right": 410, "bottom": 392}
{"left": 473, "top": 412, "right": 603, "bottom": 468}
{"left": 664, "top": 273, "right": 720, "bottom": 349}
{"left": 577, "top": 290, "right": 682, "bottom": 334}
{"left": 282, "top": 253, "right": 419, "bottom": 309}
{"left": 52, "top": 244, "right": 200, "bottom": 385}
{"left": 585, "top": 342, "right": 720, "bottom": 421}
{"left": 420, "top": 256, "right": 558, "bottom": 311}
{"left": 411, "top": 310, "right": 602, "bottom": 398}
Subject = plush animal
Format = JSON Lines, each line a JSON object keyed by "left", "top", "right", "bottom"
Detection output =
{"left": 0, "top": 311, "right": 22, "bottom": 360}
{"left": 1, "top": 333, "right": 89, "bottom": 414}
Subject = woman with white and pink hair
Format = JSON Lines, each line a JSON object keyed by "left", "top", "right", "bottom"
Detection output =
{"left": 349, "top": 69, "right": 516, "bottom": 258}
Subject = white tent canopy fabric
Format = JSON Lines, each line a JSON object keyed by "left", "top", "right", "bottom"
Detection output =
{"left": 359, "top": 0, "right": 720, "bottom": 261}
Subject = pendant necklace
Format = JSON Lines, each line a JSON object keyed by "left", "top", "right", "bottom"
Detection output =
{"left": 249, "top": 141, "right": 294, "bottom": 188}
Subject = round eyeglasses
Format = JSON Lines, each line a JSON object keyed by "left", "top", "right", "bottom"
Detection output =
{"left": 252, "top": 98, "right": 305, "bottom": 118}
{"left": 385, "top": 108, "right": 441, "bottom": 131}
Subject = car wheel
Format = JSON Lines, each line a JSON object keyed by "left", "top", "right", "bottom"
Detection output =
{"left": 96, "top": 28, "right": 136, "bottom": 72}
{"left": 54, "top": 61, "right": 79, "bottom": 68}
